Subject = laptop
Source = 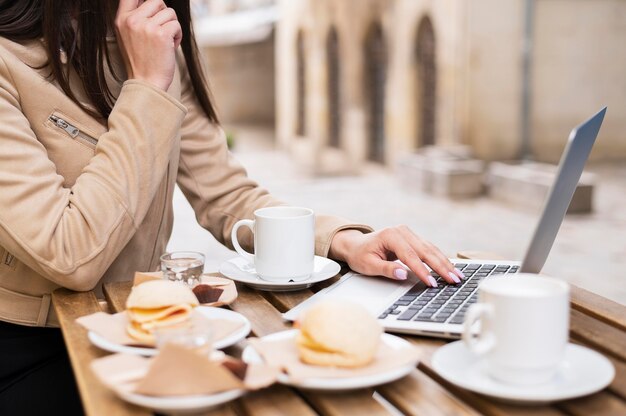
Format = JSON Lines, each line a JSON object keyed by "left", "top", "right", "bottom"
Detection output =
{"left": 284, "top": 107, "right": 606, "bottom": 338}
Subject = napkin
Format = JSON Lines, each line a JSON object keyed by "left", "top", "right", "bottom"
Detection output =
{"left": 91, "top": 343, "right": 278, "bottom": 396}
{"left": 77, "top": 310, "right": 244, "bottom": 347}
{"left": 133, "top": 272, "right": 238, "bottom": 307}
{"left": 248, "top": 336, "right": 420, "bottom": 382}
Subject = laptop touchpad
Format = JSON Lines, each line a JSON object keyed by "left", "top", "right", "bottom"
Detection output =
{"left": 322, "top": 273, "right": 416, "bottom": 315}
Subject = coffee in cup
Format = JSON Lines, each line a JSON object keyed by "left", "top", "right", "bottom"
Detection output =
{"left": 230, "top": 206, "right": 315, "bottom": 282}
{"left": 462, "top": 273, "right": 570, "bottom": 385}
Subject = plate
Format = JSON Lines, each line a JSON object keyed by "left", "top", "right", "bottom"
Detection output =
{"left": 88, "top": 306, "right": 251, "bottom": 356}
{"left": 219, "top": 256, "right": 341, "bottom": 292}
{"left": 432, "top": 341, "right": 615, "bottom": 404}
{"left": 242, "top": 329, "right": 417, "bottom": 390}
{"left": 113, "top": 386, "right": 244, "bottom": 415}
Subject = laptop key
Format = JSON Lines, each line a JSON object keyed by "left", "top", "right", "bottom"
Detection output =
{"left": 398, "top": 309, "right": 419, "bottom": 320}
{"left": 432, "top": 315, "right": 448, "bottom": 323}
{"left": 407, "top": 285, "right": 426, "bottom": 295}
{"left": 390, "top": 310, "right": 401, "bottom": 315}
{"left": 378, "top": 313, "right": 388, "bottom": 319}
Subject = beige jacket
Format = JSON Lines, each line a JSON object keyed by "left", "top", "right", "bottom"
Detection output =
{"left": 0, "top": 37, "right": 371, "bottom": 327}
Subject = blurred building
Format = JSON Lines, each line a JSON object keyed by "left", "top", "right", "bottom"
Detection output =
{"left": 193, "top": 0, "right": 277, "bottom": 126}
{"left": 275, "top": 0, "right": 626, "bottom": 173}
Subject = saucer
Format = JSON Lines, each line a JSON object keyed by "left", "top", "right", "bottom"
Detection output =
{"left": 88, "top": 307, "right": 251, "bottom": 356}
{"left": 242, "top": 329, "right": 418, "bottom": 390}
{"left": 432, "top": 341, "right": 615, "bottom": 405}
{"left": 219, "top": 256, "right": 341, "bottom": 292}
{"left": 113, "top": 387, "right": 244, "bottom": 415}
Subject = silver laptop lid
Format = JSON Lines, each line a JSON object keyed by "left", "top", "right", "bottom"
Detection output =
{"left": 521, "top": 107, "right": 606, "bottom": 273}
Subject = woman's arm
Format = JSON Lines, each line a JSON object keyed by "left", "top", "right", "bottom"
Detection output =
{"left": 0, "top": 59, "right": 186, "bottom": 291}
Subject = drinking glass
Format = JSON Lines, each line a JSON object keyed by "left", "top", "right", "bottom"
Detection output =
{"left": 154, "top": 320, "right": 213, "bottom": 356}
{"left": 160, "top": 251, "right": 205, "bottom": 287}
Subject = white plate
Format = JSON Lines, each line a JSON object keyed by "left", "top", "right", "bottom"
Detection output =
{"left": 113, "top": 386, "right": 244, "bottom": 415}
{"left": 242, "top": 329, "right": 417, "bottom": 390}
{"left": 219, "top": 256, "right": 341, "bottom": 292}
{"left": 88, "top": 306, "right": 251, "bottom": 356}
{"left": 432, "top": 341, "right": 615, "bottom": 405}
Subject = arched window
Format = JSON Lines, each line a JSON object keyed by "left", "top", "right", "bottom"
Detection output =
{"left": 326, "top": 26, "right": 341, "bottom": 148}
{"left": 296, "top": 31, "right": 306, "bottom": 137}
{"left": 416, "top": 16, "right": 436, "bottom": 147}
{"left": 364, "top": 23, "right": 387, "bottom": 163}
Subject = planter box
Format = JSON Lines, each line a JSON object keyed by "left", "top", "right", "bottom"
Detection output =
{"left": 396, "top": 146, "right": 485, "bottom": 199}
{"left": 488, "top": 161, "right": 595, "bottom": 214}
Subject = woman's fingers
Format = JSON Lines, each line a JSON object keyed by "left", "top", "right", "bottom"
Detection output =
{"left": 361, "top": 256, "right": 410, "bottom": 281}
{"left": 118, "top": 0, "right": 141, "bottom": 14}
{"left": 398, "top": 226, "right": 462, "bottom": 284}
{"left": 162, "top": 20, "right": 183, "bottom": 48}
{"left": 151, "top": 7, "right": 178, "bottom": 26}
{"left": 115, "top": 0, "right": 182, "bottom": 91}
{"left": 134, "top": 0, "right": 167, "bottom": 18}
{"left": 379, "top": 230, "right": 434, "bottom": 286}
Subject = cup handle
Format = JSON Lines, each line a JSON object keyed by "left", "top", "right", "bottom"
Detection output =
{"left": 231, "top": 219, "right": 255, "bottom": 265}
{"left": 462, "top": 303, "right": 496, "bottom": 355}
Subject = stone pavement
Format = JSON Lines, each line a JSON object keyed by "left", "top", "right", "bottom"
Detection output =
{"left": 168, "top": 126, "right": 626, "bottom": 306}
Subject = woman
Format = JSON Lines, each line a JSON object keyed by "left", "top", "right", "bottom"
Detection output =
{"left": 0, "top": 0, "right": 463, "bottom": 413}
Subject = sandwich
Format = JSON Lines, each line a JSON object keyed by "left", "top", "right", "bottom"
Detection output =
{"left": 125, "top": 280, "right": 199, "bottom": 344}
{"left": 296, "top": 300, "right": 382, "bottom": 368}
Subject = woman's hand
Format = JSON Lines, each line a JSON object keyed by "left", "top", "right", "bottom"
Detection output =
{"left": 115, "top": 0, "right": 183, "bottom": 91}
{"left": 328, "top": 227, "right": 465, "bottom": 287}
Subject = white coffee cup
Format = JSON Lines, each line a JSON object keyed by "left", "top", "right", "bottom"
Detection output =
{"left": 230, "top": 206, "right": 315, "bottom": 282}
{"left": 462, "top": 273, "right": 570, "bottom": 385}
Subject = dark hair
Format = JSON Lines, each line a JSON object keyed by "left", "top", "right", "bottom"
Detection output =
{"left": 0, "top": 0, "right": 218, "bottom": 122}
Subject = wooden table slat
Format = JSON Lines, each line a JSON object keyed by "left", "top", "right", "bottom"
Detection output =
{"left": 236, "top": 385, "right": 317, "bottom": 416}
{"left": 570, "top": 285, "right": 626, "bottom": 332}
{"left": 52, "top": 288, "right": 150, "bottom": 416}
{"left": 228, "top": 283, "right": 292, "bottom": 336}
{"left": 103, "top": 281, "right": 133, "bottom": 313}
{"left": 569, "top": 308, "right": 626, "bottom": 362}
{"left": 557, "top": 391, "right": 626, "bottom": 416}
{"left": 300, "top": 389, "right": 391, "bottom": 416}
{"left": 376, "top": 369, "right": 482, "bottom": 416}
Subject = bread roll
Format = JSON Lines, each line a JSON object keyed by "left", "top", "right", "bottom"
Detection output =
{"left": 296, "top": 301, "right": 382, "bottom": 368}
{"left": 126, "top": 280, "right": 199, "bottom": 309}
{"left": 125, "top": 280, "right": 199, "bottom": 344}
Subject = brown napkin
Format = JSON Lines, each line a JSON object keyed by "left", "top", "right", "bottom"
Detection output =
{"left": 91, "top": 343, "right": 278, "bottom": 396}
{"left": 133, "top": 272, "right": 238, "bottom": 307}
{"left": 77, "top": 310, "right": 245, "bottom": 348}
{"left": 248, "top": 336, "right": 420, "bottom": 382}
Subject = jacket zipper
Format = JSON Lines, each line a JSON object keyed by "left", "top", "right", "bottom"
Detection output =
{"left": 49, "top": 115, "right": 98, "bottom": 146}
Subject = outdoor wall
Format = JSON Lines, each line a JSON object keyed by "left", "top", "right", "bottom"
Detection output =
{"left": 531, "top": 0, "right": 626, "bottom": 162}
{"left": 202, "top": 34, "right": 275, "bottom": 125}
{"left": 462, "top": 0, "right": 525, "bottom": 161}
{"left": 276, "top": 0, "right": 626, "bottom": 169}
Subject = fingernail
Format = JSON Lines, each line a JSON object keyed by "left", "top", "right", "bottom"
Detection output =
{"left": 394, "top": 268, "right": 408, "bottom": 280}
{"left": 449, "top": 272, "right": 461, "bottom": 284}
{"left": 427, "top": 276, "right": 438, "bottom": 287}
{"left": 454, "top": 268, "right": 466, "bottom": 280}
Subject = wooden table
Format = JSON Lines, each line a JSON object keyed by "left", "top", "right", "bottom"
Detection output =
{"left": 52, "top": 252, "right": 626, "bottom": 416}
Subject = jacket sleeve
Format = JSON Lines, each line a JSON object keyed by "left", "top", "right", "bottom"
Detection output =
{"left": 0, "top": 57, "right": 187, "bottom": 291}
{"left": 175, "top": 67, "right": 373, "bottom": 256}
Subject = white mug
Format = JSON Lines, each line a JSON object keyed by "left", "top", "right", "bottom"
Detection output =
{"left": 462, "top": 274, "right": 570, "bottom": 385}
{"left": 230, "top": 206, "right": 315, "bottom": 282}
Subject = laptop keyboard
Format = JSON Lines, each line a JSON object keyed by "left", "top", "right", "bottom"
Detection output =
{"left": 378, "top": 263, "right": 520, "bottom": 324}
